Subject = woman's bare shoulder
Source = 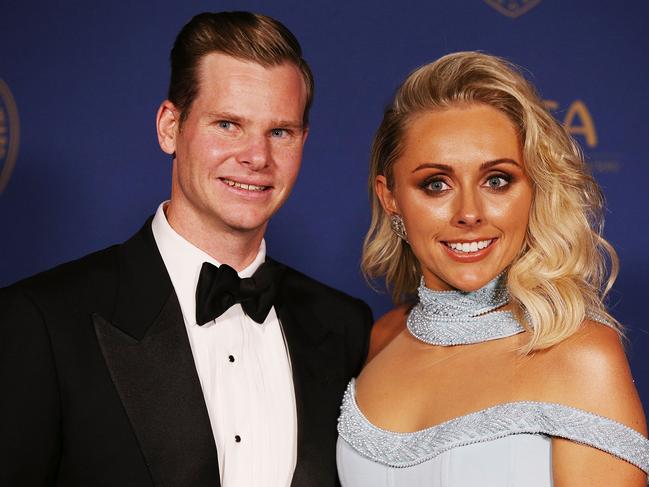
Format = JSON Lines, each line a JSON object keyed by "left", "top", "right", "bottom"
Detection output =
{"left": 365, "top": 304, "right": 411, "bottom": 364}
{"left": 539, "top": 321, "right": 649, "bottom": 484}
{"left": 536, "top": 320, "right": 646, "bottom": 433}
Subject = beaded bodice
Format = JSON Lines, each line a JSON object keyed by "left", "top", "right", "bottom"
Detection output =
{"left": 338, "top": 380, "right": 649, "bottom": 475}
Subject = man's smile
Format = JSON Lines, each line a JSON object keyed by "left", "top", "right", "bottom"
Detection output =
{"left": 219, "top": 177, "right": 271, "bottom": 192}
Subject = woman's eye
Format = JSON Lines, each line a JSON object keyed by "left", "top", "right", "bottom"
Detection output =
{"left": 485, "top": 175, "right": 510, "bottom": 189}
{"left": 424, "top": 179, "right": 450, "bottom": 192}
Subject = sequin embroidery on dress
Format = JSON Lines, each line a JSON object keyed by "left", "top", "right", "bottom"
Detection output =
{"left": 407, "top": 274, "right": 525, "bottom": 346}
{"left": 338, "top": 380, "right": 649, "bottom": 474}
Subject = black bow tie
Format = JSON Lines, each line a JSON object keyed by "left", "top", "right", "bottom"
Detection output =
{"left": 195, "top": 260, "right": 280, "bottom": 326}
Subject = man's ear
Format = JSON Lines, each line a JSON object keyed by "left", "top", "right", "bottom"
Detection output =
{"left": 376, "top": 175, "right": 399, "bottom": 215}
{"left": 156, "top": 100, "right": 179, "bottom": 156}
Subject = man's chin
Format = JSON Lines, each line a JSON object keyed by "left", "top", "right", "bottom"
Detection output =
{"left": 221, "top": 216, "right": 270, "bottom": 235}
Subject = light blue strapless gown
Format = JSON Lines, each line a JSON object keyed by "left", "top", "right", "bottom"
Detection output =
{"left": 337, "top": 380, "right": 649, "bottom": 486}
{"left": 337, "top": 276, "right": 649, "bottom": 486}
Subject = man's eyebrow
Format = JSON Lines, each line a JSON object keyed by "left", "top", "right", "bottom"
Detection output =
{"left": 412, "top": 158, "right": 521, "bottom": 173}
{"left": 204, "top": 112, "right": 304, "bottom": 130}
{"left": 266, "top": 118, "right": 305, "bottom": 131}
{"left": 205, "top": 111, "right": 248, "bottom": 124}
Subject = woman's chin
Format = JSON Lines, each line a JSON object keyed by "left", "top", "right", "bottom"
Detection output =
{"left": 425, "top": 270, "right": 502, "bottom": 293}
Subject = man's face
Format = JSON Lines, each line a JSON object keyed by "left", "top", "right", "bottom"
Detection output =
{"left": 160, "top": 52, "right": 308, "bottom": 238}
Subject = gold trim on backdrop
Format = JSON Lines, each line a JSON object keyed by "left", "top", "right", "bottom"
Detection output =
{"left": 0, "top": 78, "right": 20, "bottom": 194}
{"left": 484, "top": 0, "right": 542, "bottom": 18}
{"left": 544, "top": 98, "right": 620, "bottom": 174}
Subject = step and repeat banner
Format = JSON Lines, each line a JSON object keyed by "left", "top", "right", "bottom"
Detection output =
{"left": 2, "top": 1, "right": 648, "bottom": 403}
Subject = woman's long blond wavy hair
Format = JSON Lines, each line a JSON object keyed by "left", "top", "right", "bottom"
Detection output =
{"left": 362, "top": 52, "right": 620, "bottom": 352}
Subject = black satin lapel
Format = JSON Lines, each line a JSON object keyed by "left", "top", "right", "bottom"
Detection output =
{"left": 94, "top": 293, "right": 220, "bottom": 487}
{"left": 277, "top": 304, "right": 347, "bottom": 487}
{"left": 112, "top": 217, "right": 174, "bottom": 341}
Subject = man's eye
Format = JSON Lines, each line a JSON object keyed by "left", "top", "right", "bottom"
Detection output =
{"left": 218, "top": 121, "right": 234, "bottom": 130}
{"left": 270, "top": 128, "right": 288, "bottom": 138}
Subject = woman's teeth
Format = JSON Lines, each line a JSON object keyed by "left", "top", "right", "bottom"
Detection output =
{"left": 221, "top": 178, "right": 267, "bottom": 191}
{"left": 446, "top": 239, "right": 493, "bottom": 253}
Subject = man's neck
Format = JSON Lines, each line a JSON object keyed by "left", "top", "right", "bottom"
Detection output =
{"left": 165, "top": 204, "right": 265, "bottom": 272}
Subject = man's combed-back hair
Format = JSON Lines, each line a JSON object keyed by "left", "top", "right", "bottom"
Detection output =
{"left": 168, "top": 11, "right": 314, "bottom": 124}
{"left": 362, "top": 51, "right": 620, "bottom": 352}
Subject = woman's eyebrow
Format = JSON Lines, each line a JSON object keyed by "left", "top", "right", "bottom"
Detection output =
{"left": 412, "top": 158, "right": 520, "bottom": 174}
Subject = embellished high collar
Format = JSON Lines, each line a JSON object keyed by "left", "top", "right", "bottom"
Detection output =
{"left": 407, "top": 274, "right": 525, "bottom": 346}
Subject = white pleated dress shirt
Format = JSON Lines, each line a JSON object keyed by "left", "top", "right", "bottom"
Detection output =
{"left": 151, "top": 203, "right": 297, "bottom": 487}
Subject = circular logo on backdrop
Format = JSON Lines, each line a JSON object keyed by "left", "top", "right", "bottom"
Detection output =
{"left": 0, "top": 78, "right": 20, "bottom": 194}
{"left": 484, "top": 0, "right": 542, "bottom": 18}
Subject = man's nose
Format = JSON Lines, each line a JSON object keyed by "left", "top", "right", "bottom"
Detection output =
{"left": 236, "top": 133, "right": 271, "bottom": 170}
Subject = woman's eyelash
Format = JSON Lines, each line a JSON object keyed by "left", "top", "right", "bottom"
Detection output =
{"left": 484, "top": 173, "right": 513, "bottom": 189}
{"left": 418, "top": 173, "right": 515, "bottom": 193}
{"left": 419, "top": 177, "right": 450, "bottom": 192}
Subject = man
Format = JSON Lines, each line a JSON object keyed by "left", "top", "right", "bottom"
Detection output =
{"left": 0, "top": 12, "right": 372, "bottom": 487}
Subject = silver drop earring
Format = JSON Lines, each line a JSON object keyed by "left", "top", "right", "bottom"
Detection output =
{"left": 390, "top": 214, "right": 408, "bottom": 242}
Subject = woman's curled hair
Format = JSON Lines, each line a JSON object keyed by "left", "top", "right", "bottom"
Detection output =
{"left": 362, "top": 51, "right": 620, "bottom": 352}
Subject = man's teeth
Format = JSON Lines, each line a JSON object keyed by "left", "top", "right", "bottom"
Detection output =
{"left": 222, "top": 178, "right": 267, "bottom": 191}
{"left": 446, "top": 240, "right": 492, "bottom": 253}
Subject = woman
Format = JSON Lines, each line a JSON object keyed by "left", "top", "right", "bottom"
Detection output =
{"left": 337, "top": 52, "right": 649, "bottom": 486}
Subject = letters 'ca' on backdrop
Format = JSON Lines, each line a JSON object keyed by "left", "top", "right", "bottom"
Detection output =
{"left": 1, "top": 1, "right": 648, "bottom": 404}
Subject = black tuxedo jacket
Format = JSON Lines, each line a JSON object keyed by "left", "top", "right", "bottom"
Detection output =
{"left": 0, "top": 220, "right": 373, "bottom": 487}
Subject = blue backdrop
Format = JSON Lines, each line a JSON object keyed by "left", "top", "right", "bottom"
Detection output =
{"left": 2, "top": 1, "right": 648, "bottom": 406}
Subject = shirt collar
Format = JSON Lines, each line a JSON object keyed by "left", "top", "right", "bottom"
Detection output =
{"left": 151, "top": 201, "right": 266, "bottom": 326}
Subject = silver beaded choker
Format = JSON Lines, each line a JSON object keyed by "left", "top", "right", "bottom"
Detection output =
{"left": 407, "top": 274, "right": 525, "bottom": 346}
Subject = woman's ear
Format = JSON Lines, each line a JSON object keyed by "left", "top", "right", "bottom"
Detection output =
{"left": 376, "top": 175, "right": 399, "bottom": 215}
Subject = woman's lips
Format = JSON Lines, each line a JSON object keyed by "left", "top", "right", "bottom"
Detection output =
{"left": 441, "top": 238, "right": 498, "bottom": 262}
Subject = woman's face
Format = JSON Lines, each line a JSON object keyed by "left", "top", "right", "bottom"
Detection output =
{"left": 377, "top": 103, "right": 533, "bottom": 292}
